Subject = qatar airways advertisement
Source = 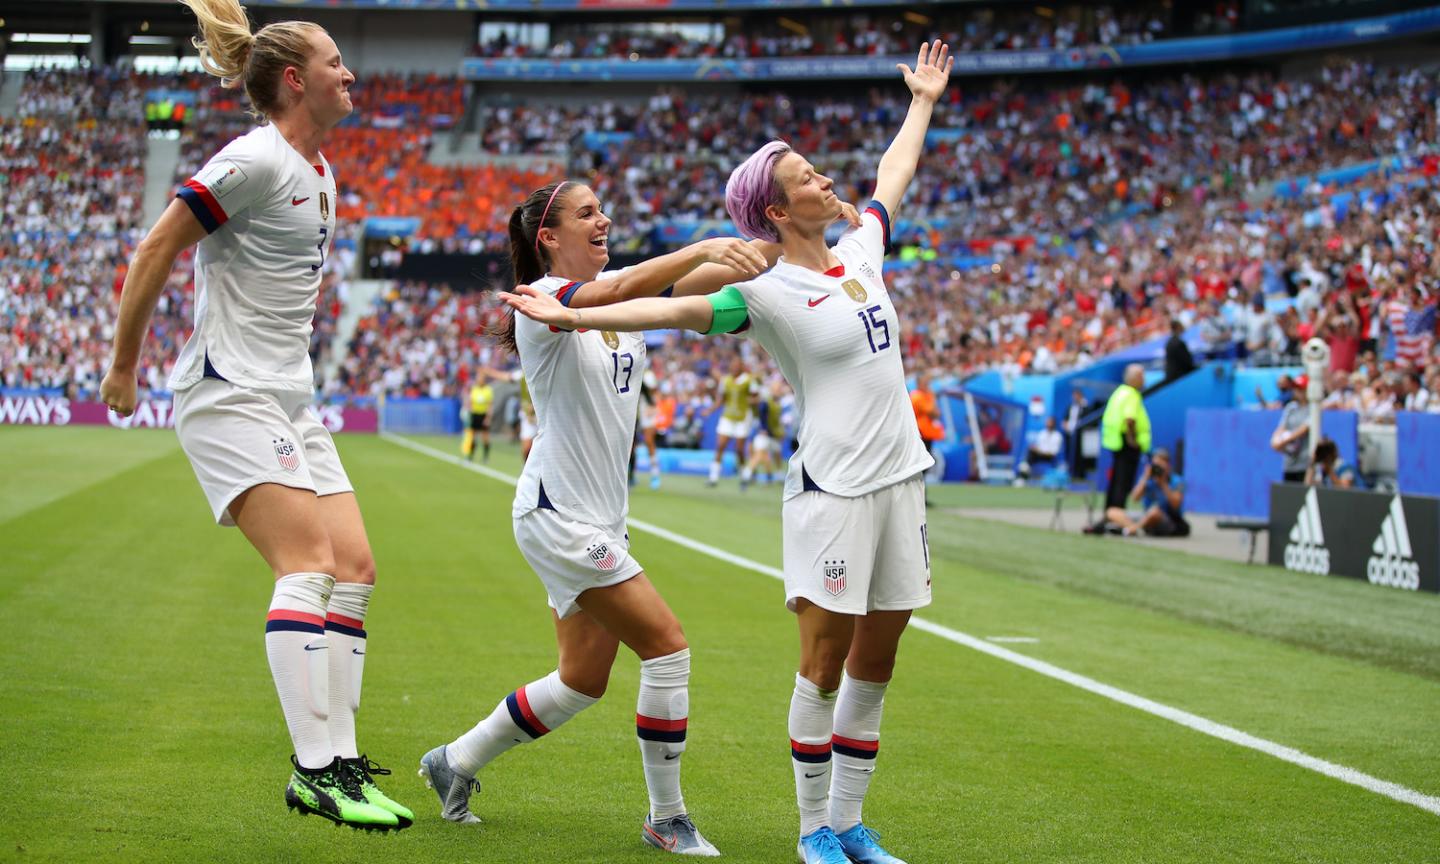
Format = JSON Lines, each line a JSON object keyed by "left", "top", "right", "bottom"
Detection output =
{"left": 0, "top": 393, "right": 378, "bottom": 434}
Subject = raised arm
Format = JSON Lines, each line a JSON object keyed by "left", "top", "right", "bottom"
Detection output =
{"left": 871, "top": 39, "right": 952, "bottom": 221}
{"left": 100, "top": 199, "right": 209, "bottom": 416}
{"left": 501, "top": 283, "right": 747, "bottom": 335}
{"left": 566, "top": 237, "right": 768, "bottom": 308}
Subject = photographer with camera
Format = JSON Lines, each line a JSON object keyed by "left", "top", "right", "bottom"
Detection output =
{"left": 1104, "top": 448, "right": 1189, "bottom": 537}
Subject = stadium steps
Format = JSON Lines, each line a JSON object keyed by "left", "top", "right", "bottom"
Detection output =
{"left": 0, "top": 74, "right": 23, "bottom": 119}
{"left": 143, "top": 135, "right": 182, "bottom": 228}
{"left": 324, "top": 279, "right": 390, "bottom": 385}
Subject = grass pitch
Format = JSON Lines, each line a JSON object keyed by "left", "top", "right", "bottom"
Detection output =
{"left": 1, "top": 425, "right": 1437, "bottom": 863}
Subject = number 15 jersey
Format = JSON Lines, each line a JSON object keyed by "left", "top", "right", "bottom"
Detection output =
{"left": 727, "top": 202, "right": 933, "bottom": 500}
{"left": 170, "top": 123, "right": 338, "bottom": 394}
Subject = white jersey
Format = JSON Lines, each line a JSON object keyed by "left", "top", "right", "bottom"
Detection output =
{"left": 728, "top": 203, "right": 933, "bottom": 500}
{"left": 170, "top": 124, "right": 339, "bottom": 393}
{"left": 513, "top": 272, "right": 646, "bottom": 530}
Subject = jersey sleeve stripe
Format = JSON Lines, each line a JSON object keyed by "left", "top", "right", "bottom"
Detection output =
{"left": 864, "top": 201, "right": 892, "bottom": 252}
{"left": 178, "top": 179, "right": 227, "bottom": 233}
{"left": 557, "top": 281, "right": 585, "bottom": 307}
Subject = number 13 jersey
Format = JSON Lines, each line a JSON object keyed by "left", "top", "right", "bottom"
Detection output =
{"left": 513, "top": 272, "right": 647, "bottom": 530}
{"left": 170, "top": 124, "right": 338, "bottom": 394}
{"left": 727, "top": 202, "right": 933, "bottom": 500}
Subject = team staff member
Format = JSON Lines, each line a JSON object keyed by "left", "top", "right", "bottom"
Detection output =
{"left": 710, "top": 355, "right": 759, "bottom": 489}
{"left": 100, "top": 0, "right": 408, "bottom": 830}
{"left": 421, "top": 180, "right": 775, "bottom": 856}
{"left": 1093, "top": 364, "right": 1151, "bottom": 534}
{"left": 500, "top": 40, "right": 954, "bottom": 864}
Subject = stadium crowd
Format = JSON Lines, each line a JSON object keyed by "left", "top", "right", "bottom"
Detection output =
{"left": 472, "top": 1, "right": 1244, "bottom": 62}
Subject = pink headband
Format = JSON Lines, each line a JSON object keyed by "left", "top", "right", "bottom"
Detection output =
{"left": 535, "top": 181, "right": 568, "bottom": 255}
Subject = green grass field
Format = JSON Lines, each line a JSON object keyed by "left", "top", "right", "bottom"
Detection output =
{"left": 2, "top": 425, "right": 1438, "bottom": 863}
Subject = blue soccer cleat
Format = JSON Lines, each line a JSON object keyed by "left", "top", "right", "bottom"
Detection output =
{"left": 796, "top": 827, "right": 850, "bottom": 864}
{"left": 835, "top": 823, "right": 908, "bottom": 863}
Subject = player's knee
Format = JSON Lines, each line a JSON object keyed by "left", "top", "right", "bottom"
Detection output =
{"left": 274, "top": 549, "right": 336, "bottom": 579}
{"left": 846, "top": 655, "right": 896, "bottom": 684}
{"left": 335, "top": 553, "right": 376, "bottom": 586}
{"left": 799, "top": 652, "right": 847, "bottom": 691}
{"left": 561, "top": 668, "right": 610, "bottom": 699}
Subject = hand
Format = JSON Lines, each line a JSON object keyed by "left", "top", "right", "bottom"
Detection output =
{"left": 834, "top": 201, "right": 863, "bottom": 228}
{"left": 694, "top": 237, "right": 768, "bottom": 279}
{"left": 498, "top": 284, "right": 579, "bottom": 328}
{"left": 897, "top": 39, "right": 953, "bottom": 104}
{"left": 100, "top": 366, "right": 138, "bottom": 417}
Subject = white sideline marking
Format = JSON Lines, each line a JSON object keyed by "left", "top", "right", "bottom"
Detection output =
{"left": 986, "top": 636, "right": 1040, "bottom": 644}
{"left": 384, "top": 433, "right": 1440, "bottom": 818}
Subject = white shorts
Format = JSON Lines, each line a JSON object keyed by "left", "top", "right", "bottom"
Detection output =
{"left": 639, "top": 402, "right": 657, "bottom": 431}
{"left": 513, "top": 508, "right": 643, "bottom": 619}
{"left": 781, "top": 474, "right": 931, "bottom": 615}
{"left": 717, "top": 415, "right": 753, "bottom": 440}
{"left": 174, "top": 377, "right": 352, "bottom": 526}
{"left": 753, "top": 433, "right": 780, "bottom": 455}
{"left": 520, "top": 414, "right": 538, "bottom": 441}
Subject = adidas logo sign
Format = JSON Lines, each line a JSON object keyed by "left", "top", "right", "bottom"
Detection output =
{"left": 1367, "top": 496, "right": 1420, "bottom": 591}
{"left": 1283, "top": 487, "right": 1330, "bottom": 575}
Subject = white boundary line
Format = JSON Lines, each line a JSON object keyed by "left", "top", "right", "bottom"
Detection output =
{"left": 382, "top": 432, "right": 1440, "bottom": 818}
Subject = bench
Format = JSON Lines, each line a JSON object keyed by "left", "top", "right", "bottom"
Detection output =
{"left": 1216, "top": 517, "right": 1269, "bottom": 564}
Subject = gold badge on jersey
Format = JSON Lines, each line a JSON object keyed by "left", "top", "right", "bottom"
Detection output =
{"left": 842, "top": 279, "right": 868, "bottom": 303}
{"left": 602, "top": 330, "right": 620, "bottom": 349}
{"left": 319, "top": 192, "right": 330, "bottom": 221}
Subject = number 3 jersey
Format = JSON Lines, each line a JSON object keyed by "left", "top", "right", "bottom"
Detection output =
{"left": 513, "top": 272, "right": 647, "bottom": 530}
{"left": 169, "top": 123, "right": 338, "bottom": 394}
{"left": 727, "top": 202, "right": 933, "bottom": 500}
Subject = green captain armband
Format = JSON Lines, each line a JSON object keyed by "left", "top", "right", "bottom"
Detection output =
{"left": 704, "top": 285, "right": 750, "bottom": 335}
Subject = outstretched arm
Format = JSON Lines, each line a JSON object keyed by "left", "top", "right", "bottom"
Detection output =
{"left": 871, "top": 39, "right": 952, "bottom": 221}
{"left": 565, "top": 237, "right": 768, "bottom": 308}
{"left": 101, "top": 199, "right": 208, "bottom": 416}
{"left": 501, "top": 283, "right": 728, "bottom": 334}
{"left": 671, "top": 201, "right": 864, "bottom": 296}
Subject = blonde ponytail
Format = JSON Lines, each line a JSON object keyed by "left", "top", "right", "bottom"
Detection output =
{"left": 178, "top": 0, "right": 324, "bottom": 119}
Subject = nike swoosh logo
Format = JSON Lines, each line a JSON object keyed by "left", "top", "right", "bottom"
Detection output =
{"left": 807, "top": 295, "right": 830, "bottom": 307}
{"left": 352, "top": 649, "right": 365, "bottom": 656}
{"left": 804, "top": 771, "right": 827, "bottom": 778}
{"left": 303, "top": 644, "right": 327, "bottom": 651}
{"left": 664, "top": 753, "right": 680, "bottom": 761}
{"left": 291, "top": 196, "right": 310, "bottom": 206}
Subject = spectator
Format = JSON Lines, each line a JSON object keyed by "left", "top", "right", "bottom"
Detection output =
{"left": 1305, "top": 438, "right": 1357, "bottom": 489}
{"left": 1088, "top": 364, "right": 1150, "bottom": 534}
{"left": 1109, "top": 447, "right": 1189, "bottom": 537}
{"left": 1270, "top": 374, "right": 1312, "bottom": 482}
{"left": 1021, "top": 416, "right": 1064, "bottom": 479}
{"left": 910, "top": 371, "right": 945, "bottom": 457}
{"left": 1164, "top": 319, "right": 1196, "bottom": 382}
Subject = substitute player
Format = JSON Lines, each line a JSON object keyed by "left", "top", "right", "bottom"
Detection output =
{"left": 709, "top": 355, "right": 758, "bottom": 489}
{"left": 99, "top": 0, "right": 409, "bottom": 831}
{"left": 419, "top": 180, "right": 773, "bottom": 856}
{"left": 498, "top": 40, "right": 953, "bottom": 864}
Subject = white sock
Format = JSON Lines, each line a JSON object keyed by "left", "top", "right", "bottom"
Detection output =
{"left": 708, "top": 461, "right": 721, "bottom": 483}
{"left": 637, "top": 649, "right": 690, "bottom": 821}
{"left": 266, "top": 572, "right": 335, "bottom": 770}
{"left": 447, "top": 670, "right": 598, "bottom": 777}
{"left": 651, "top": 463, "right": 661, "bottom": 479}
{"left": 741, "top": 466, "right": 753, "bottom": 483}
{"left": 324, "top": 582, "right": 373, "bottom": 761}
{"left": 829, "top": 675, "right": 887, "bottom": 833}
{"left": 790, "top": 672, "right": 837, "bottom": 836}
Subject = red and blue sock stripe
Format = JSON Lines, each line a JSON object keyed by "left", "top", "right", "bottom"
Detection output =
{"left": 636, "top": 714, "right": 687, "bottom": 744}
{"left": 324, "top": 612, "right": 366, "bottom": 639}
{"left": 505, "top": 686, "right": 551, "bottom": 740}
{"left": 791, "top": 738, "right": 832, "bottom": 764}
{"left": 265, "top": 609, "right": 325, "bottom": 635}
{"left": 832, "top": 734, "right": 879, "bottom": 760}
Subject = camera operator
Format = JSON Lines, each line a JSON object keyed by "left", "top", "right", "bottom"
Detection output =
{"left": 1105, "top": 448, "right": 1189, "bottom": 537}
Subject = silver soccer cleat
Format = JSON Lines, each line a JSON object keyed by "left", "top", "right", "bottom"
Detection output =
{"left": 643, "top": 813, "right": 722, "bottom": 857}
{"left": 418, "top": 745, "right": 482, "bottom": 824}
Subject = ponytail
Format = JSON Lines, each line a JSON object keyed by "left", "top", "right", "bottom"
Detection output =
{"left": 178, "top": 0, "right": 323, "bottom": 119}
{"left": 489, "top": 181, "right": 573, "bottom": 355}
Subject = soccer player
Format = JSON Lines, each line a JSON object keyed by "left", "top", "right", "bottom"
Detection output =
{"left": 747, "top": 380, "right": 786, "bottom": 486}
{"left": 638, "top": 368, "right": 663, "bottom": 489}
{"left": 462, "top": 371, "right": 494, "bottom": 462}
{"left": 710, "top": 355, "right": 758, "bottom": 489}
{"left": 99, "top": 0, "right": 410, "bottom": 831}
{"left": 419, "top": 180, "right": 774, "bottom": 856}
{"left": 498, "top": 40, "right": 953, "bottom": 864}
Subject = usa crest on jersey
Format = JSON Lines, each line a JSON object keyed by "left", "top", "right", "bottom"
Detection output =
{"left": 823, "top": 559, "right": 847, "bottom": 596}
{"left": 274, "top": 438, "right": 300, "bottom": 472}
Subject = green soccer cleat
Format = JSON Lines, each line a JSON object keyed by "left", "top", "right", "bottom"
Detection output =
{"left": 284, "top": 756, "right": 400, "bottom": 831}
{"left": 344, "top": 755, "right": 415, "bottom": 829}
